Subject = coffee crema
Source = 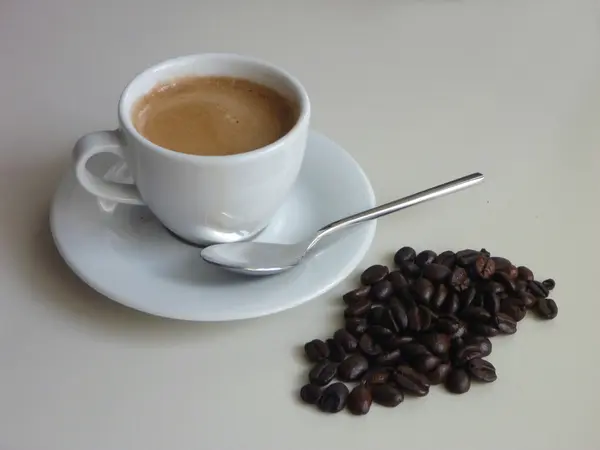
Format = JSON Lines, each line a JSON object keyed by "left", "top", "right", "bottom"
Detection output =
{"left": 132, "top": 76, "right": 298, "bottom": 156}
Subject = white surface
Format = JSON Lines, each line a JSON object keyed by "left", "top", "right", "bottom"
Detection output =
{"left": 52, "top": 131, "right": 376, "bottom": 320}
{"left": 1, "top": 0, "right": 600, "bottom": 449}
{"left": 74, "top": 53, "right": 311, "bottom": 245}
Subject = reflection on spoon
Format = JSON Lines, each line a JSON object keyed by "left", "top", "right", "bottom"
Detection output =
{"left": 202, "top": 241, "right": 314, "bottom": 275}
{"left": 201, "top": 173, "right": 484, "bottom": 276}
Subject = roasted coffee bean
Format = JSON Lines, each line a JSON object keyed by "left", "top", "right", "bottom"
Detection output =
{"left": 430, "top": 284, "right": 449, "bottom": 310}
{"left": 387, "top": 271, "right": 409, "bottom": 292}
{"left": 377, "top": 333, "right": 398, "bottom": 350}
{"left": 359, "top": 334, "right": 382, "bottom": 357}
{"left": 333, "top": 329, "right": 359, "bottom": 352}
{"left": 460, "top": 286, "right": 477, "bottom": 310}
{"left": 467, "top": 358, "right": 497, "bottom": 382}
{"left": 469, "top": 322, "right": 499, "bottom": 338}
{"left": 441, "top": 292, "right": 460, "bottom": 315}
{"left": 460, "top": 306, "right": 491, "bottom": 323}
{"left": 344, "top": 296, "right": 372, "bottom": 317}
{"left": 309, "top": 360, "right": 338, "bottom": 386}
{"left": 375, "top": 349, "right": 403, "bottom": 366}
{"left": 415, "top": 250, "right": 437, "bottom": 268}
{"left": 363, "top": 367, "right": 391, "bottom": 385}
{"left": 370, "top": 280, "right": 394, "bottom": 302}
{"left": 300, "top": 384, "right": 322, "bottom": 404}
{"left": 368, "top": 304, "right": 386, "bottom": 325}
{"left": 542, "top": 278, "right": 556, "bottom": 291}
{"left": 412, "top": 354, "right": 441, "bottom": 373}
{"left": 464, "top": 335, "right": 492, "bottom": 358}
{"left": 347, "top": 385, "right": 372, "bottom": 415}
{"left": 453, "top": 344, "right": 483, "bottom": 366}
{"left": 485, "top": 280, "right": 505, "bottom": 295}
{"left": 507, "top": 265, "right": 518, "bottom": 279}
{"left": 381, "top": 308, "right": 400, "bottom": 333}
{"left": 327, "top": 338, "right": 347, "bottom": 362}
{"left": 418, "top": 306, "right": 435, "bottom": 331}
{"left": 399, "top": 286, "right": 419, "bottom": 309}
{"left": 337, "top": 354, "right": 369, "bottom": 381}
{"left": 535, "top": 298, "right": 558, "bottom": 320}
{"left": 496, "top": 291, "right": 510, "bottom": 300}
{"left": 371, "top": 384, "right": 404, "bottom": 407}
{"left": 388, "top": 297, "right": 408, "bottom": 331}
{"left": 421, "top": 303, "right": 438, "bottom": 323}
{"left": 493, "top": 313, "right": 517, "bottom": 334}
{"left": 445, "top": 368, "right": 471, "bottom": 394}
{"left": 436, "top": 316, "right": 467, "bottom": 339}
{"left": 515, "top": 279, "right": 528, "bottom": 293}
{"left": 397, "top": 284, "right": 413, "bottom": 301}
{"left": 427, "top": 362, "right": 452, "bottom": 385}
{"left": 458, "top": 332, "right": 473, "bottom": 344}
{"left": 419, "top": 312, "right": 433, "bottom": 331}
{"left": 422, "top": 263, "right": 452, "bottom": 284}
{"left": 419, "top": 332, "right": 451, "bottom": 356}
{"left": 517, "top": 266, "right": 534, "bottom": 281}
{"left": 360, "top": 264, "right": 389, "bottom": 285}
{"left": 451, "top": 336, "right": 465, "bottom": 353}
{"left": 396, "top": 336, "right": 416, "bottom": 345}
{"left": 500, "top": 299, "right": 527, "bottom": 322}
{"left": 412, "top": 278, "right": 435, "bottom": 304}
{"left": 456, "top": 249, "right": 481, "bottom": 267}
{"left": 483, "top": 292, "right": 501, "bottom": 315}
{"left": 382, "top": 335, "right": 413, "bottom": 350}
{"left": 495, "top": 262, "right": 517, "bottom": 279}
{"left": 528, "top": 280, "right": 549, "bottom": 298}
{"left": 304, "top": 339, "right": 329, "bottom": 362}
{"left": 318, "top": 382, "right": 349, "bottom": 413}
{"left": 480, "top": 248, "right": 491, "bottom": 257}
{"left": 394, "top": 246, "right": 417, "bottom": 265}
{"left": 367, "top": 325, "right": 394, "bottom": 343}
{"left": 345, "top": 317, "right": 368, "bottom": 337}
{"left": 407, "top": 307, "right": 421, "bottom": 332}
{"left": 396, "top": 364, "right": 431, "bottom": 381}
{"left": 400, "top": 262, "right": 421, "bottom": 279}
{"left": 449, "top": 267, "right": 470, "bottom": 292}
{"left": 434, "top": 250, "right": 457, "bottom": 268}
{"left": 473, "top": 255, "right": 495, "bottom": 279}
{"left": 400, "top": 342, "right": 430, "bottom": 360}
{"left": 494, "top": 290, "right": 509, "bottom": 303}
{"left": 343, "top": 286, "right": 370, "bottom": 305}
{"left": 492, "top": 272, "right": 517, "bottom": 294}
{"left": 393, "top": 365, "right": 430, "bottom": 396}
{"left": 491, "top": 256, "right": 511, "bottom": 271}
{"left": 518, "top": 291, "right": 537, "bottom": 309}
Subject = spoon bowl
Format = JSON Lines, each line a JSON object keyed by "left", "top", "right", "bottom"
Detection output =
{"left": 201, "top": 240, "right": 313, "bottom": 275}
{"left": 201, "top": 173, "right": 484, "bottom": 276}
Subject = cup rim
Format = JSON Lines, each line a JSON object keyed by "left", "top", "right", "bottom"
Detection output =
{"left": 117, "top": 53, "right": 310, "bottom": 163}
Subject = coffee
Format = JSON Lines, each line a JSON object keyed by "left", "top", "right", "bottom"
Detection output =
{"left": 132, "top": 76, "right": 297, "bottom": 156}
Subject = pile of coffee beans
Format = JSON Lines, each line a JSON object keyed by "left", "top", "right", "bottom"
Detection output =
{"left": 299, "top": 247, "right": 558, "bottom": 415}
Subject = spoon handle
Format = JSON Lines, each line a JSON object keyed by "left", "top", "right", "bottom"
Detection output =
{"left": 309, "top": 172, "right": 484, "bottom": 249}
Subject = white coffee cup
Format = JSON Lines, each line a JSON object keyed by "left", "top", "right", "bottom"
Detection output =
{"left": 73, "top": 53, "right": 310, "bottom": 245}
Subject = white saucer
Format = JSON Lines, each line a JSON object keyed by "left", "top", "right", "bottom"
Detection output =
{"left": 50, "top": 131, "right": 376, "bottom": 321}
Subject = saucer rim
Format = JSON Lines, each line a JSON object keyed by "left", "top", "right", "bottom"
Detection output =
{"left": 50, "top": 130, "right": 377, "bottom": 321}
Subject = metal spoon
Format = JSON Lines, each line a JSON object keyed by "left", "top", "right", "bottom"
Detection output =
{"left": 201, "top": 172, "right": 484, "bottom": 276}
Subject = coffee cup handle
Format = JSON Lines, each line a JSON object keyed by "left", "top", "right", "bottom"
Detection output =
{"left": 73, "top": 130, "right": 145, "bottom": 205}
